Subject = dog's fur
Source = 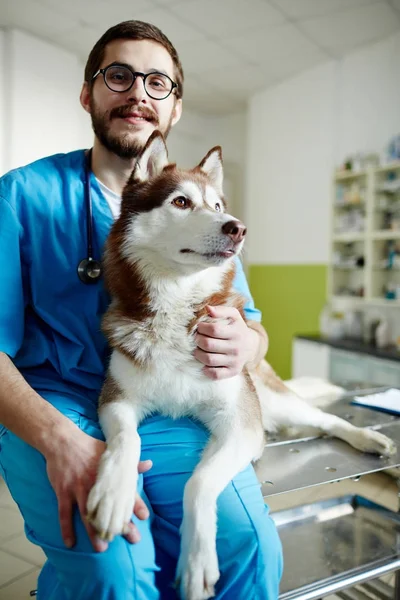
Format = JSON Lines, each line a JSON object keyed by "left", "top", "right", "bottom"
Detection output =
{"left": 87, "top": 132, "right": 396, "bottom": 600}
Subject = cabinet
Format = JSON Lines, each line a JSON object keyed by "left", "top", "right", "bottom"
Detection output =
{"left": 292, "top": 339, "right": 330, "bottom": 379}
{"left": 292, "top": 338, "right": 400, "bottom": 388}
{"left": 329, "top": 348, "right": 369, "bottom": 385}
{"left": 367, "top": 356, "right": 400, "bottom": 387}
{"left": 329, "top": 162, "right": 400, "bottom": 308}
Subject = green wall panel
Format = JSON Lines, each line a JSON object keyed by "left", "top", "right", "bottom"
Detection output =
{"left": 249, "top": 264, "right": 327, "bottom": 380}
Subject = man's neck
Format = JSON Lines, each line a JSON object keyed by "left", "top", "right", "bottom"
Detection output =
{"left": 90, "top": 140, "right": 137, "bottom": 196}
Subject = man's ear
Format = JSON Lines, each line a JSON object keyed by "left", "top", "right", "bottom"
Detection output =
{"left": 171, "top": 98, "right": 182, "bottom": 128}
{"left": 79, "top": 82, "right": 91, "bottom": 114}
{"left": 198, "top": 147, "right": 223, "bottom": 195}
{"left": 132, "top": 131, "right": 169, "bottom": 182}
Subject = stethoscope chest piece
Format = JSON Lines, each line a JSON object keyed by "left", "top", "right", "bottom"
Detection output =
{"left": 77, "top": 257, "right": 102, "bottom": 284}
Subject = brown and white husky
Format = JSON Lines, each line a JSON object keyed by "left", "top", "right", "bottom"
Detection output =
{"left": 87, "top": 131, "right": 395, "bottom": 600}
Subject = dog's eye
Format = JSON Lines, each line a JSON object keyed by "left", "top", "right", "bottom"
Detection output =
{"left": 215, "top": 203, "right": 221, "bottom": 212}
{"left": 172, "top": 196, "right": 190, "bottom": 209}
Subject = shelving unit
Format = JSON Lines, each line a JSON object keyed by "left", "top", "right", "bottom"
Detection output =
{"left": 372, "top": 230, "right": 400, "bottom": 240}
{"left": 333, "top": 232, "right": 366, "bottom": 243}
{"left": 328, "top": 162, "right": 400, "bottom": 307}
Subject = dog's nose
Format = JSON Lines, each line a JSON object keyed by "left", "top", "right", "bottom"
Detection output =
{"left": 221, "top": 220, "right": 247, "bottom": 243}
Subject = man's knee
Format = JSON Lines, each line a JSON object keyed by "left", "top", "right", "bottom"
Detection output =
{"left": 215, "top": 470, "right": 283, "bottom": 598}
{"left": 218, "top": 495, "right": 282, "bottom": 572}
{"left": 217, "top": 508, "right": 282, "bottom": 599}
{"left": 253, "top": 514, "right": 283, "bottom": 582}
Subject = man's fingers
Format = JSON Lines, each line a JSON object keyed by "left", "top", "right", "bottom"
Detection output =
{"left": 206, "top": 305, "right": 240, "bottom": 320}
{"left": 58, "top": 494, "right": 75, "bottom": 549}
{"left": 195, "top": 334, "right": 233, "bottom": 355}
{"left": 138, "top": 459, "right": 152, "bottom": 474}
{"left": 196, "top": 321, "right": 232, "bottom": 340}
{"left": 133, "top": 493, "right": 150, "bottom": 521}
{"left": 75, "top": 484, "right": 108, "bottom": 553}
{"left": 194, "top": 348, "right": 230, "bottom": 368}
{"left": 203, "top": 366, "right": 231, "bottom": 380}
{"left": 122, "top": 493, "right": 150, "bottom": 544}
{"left": 123, "top": 521, "right": 142, "bottom": 544}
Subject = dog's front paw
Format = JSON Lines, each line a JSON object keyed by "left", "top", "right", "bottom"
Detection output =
{"left": 86, "top": 452, "right": 137, "bottom": 542}
{"left": 176, "top": 534, "right": 220, "bottom": 600}
{"left": 349, "top": 428, "right": 396, "bottom": 457}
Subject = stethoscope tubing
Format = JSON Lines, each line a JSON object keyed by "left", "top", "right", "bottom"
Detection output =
{"left": 77, "top": 148, "right": 103, "bottom": 284}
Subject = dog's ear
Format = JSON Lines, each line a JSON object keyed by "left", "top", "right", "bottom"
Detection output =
{"left": 198, "top": 146, "right": 223, "bottom": 195}
{"left": 133, "top": 131, "right": 169, "bottom": 182}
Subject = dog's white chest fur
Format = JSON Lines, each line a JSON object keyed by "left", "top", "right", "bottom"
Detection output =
{"left": 107, "top": 269, "right": 240, "bottom": 422}
{"left": 111, "top": 347, "right": 239, "bottom": 423}
{"left": 129, "top": 304, "right": 197, "bottom": 368}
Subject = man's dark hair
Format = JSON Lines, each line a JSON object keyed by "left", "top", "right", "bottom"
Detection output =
{"left": 84, "top": 20, "right": 184, "bottom": 99}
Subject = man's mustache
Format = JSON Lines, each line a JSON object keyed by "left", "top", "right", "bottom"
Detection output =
{"left": 110, "top": 105, "right": 158, "bottom": 124}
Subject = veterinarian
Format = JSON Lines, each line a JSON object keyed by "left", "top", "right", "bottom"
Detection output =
{"left": 0, "top": 20, "right": 283, "bottom": 600}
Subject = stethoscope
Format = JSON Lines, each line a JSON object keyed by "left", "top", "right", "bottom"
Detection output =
{"left": 77, "top": 149, "right": 103, "bottom": 284}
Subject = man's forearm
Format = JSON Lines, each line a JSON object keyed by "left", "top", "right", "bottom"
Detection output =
{"left": 0, "top": 352, "right": 80, "bottom": 457}
{"left": 246, "top": 321, "right": 269, "bottom": 370}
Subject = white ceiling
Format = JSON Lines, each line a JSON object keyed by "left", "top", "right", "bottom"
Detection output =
{"left": 0, "top": 0, "right": 399, "bottom": 115}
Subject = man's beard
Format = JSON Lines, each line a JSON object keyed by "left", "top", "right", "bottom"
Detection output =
{"left": 90, "top": 99, "right": 174, "bottom": 159}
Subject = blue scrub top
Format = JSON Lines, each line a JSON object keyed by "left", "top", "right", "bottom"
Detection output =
{"left": 0, "top": 151, "right": 261, "bottom": 417}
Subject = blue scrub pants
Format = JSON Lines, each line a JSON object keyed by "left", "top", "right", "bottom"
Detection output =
{"left": 0, "top": 392, "right": 283, "bottom": 599}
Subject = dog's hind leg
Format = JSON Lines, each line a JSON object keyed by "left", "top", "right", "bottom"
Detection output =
{"left": 176, "top": 423, "right": 264, "bottom": 600}
{"left": 256, "top": 384, "right": 396, "bottom": 457}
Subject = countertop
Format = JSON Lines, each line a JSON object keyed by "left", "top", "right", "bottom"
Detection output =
{"left": 296, "top": 334, "right": 400, "bottom": 363}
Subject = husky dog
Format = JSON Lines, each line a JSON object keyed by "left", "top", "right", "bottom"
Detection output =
{"left": 87, "top": 131, "right": 395, "bottom": 600}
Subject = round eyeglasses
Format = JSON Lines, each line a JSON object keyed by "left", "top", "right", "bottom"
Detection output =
{"left": 92, "top": 64, "right": 178, "bottom": 100}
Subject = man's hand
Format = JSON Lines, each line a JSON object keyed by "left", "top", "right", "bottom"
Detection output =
{"left": 194, "top": 305, "right": 260, "bottom": 380}
{"left": 45, "top": 426, "right": 151, "bottom": 552}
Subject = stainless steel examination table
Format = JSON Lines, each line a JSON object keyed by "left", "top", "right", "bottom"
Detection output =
{"left": 254, "top": 389, "right": 400, "bottom": 600}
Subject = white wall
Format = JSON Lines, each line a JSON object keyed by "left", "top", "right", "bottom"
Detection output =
{"left": 337, "top": 32, "right": 400, "bottom": 164}
{"left": 169, "top": 110, "right": 246, "bottom": 167}
{"left": 246, "top": 31, "right": 400, "bottom": 266}
{"left": 4, "top": 29, "right": 92, "bottom": 174}
{"left": 246, "top": 62, "right": 336, "bottom": 265}
{"left": 168, "top": 110, "right": 215, "bottom": 168}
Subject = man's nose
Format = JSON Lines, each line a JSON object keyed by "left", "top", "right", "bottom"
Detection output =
{"left": 221, "top": 220, "right": 247, "bottom": 243}
{"left": 126, "top": 75, "right": 147, "bottom": 103}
